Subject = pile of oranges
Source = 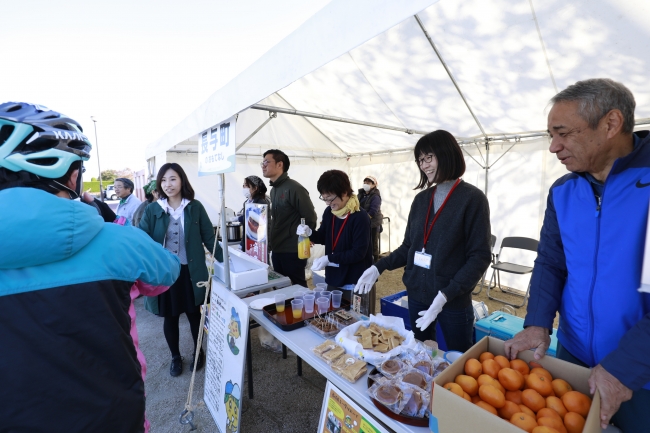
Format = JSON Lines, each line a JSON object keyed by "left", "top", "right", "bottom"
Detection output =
{"left": 442, "top": 352, "right": 592, "bottom": 433}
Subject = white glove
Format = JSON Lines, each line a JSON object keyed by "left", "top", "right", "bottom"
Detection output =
{"left": 296, "top": 224, "right": 312, "bottom": 237}
{"left": 354, "top": 265, "right": 379, "bottom": 294}
{"left": 311, "top": 256, "right": 330, "bottom": 271}
{"left": 415, "top": 292, "right": 447, "bottom": 332}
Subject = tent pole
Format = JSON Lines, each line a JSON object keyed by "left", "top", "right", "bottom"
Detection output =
{"left": 484, "top": 139, "right": 489, "bottom": 195}
{"left": 219, "top": 174, "right": 231, "bottom": 290}
{"left": 236, "top": 112, "right": 277, "bottom": 151}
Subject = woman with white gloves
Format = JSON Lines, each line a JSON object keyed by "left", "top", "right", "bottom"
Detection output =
{"left": 354, "top": 130, "right": 491, "bottom": 351}
{"left": 297, "top": 170, "right": 374, "bottom": 311}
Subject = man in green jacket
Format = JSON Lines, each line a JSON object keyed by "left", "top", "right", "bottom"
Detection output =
{"left": 262, "top": 149, "right": 317, "bottom": 287}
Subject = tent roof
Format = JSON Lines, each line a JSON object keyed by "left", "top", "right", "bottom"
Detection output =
{"left": 146, "top": 0, "right": 650, "bottom": 160}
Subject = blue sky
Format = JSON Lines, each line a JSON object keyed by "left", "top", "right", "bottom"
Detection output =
{"left": 1, "top": 0, "right": 331, "bottom": 178}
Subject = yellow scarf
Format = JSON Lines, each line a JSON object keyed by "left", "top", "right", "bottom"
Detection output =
{"left": 332, "top": 194, "right": 360, "bottom": 217}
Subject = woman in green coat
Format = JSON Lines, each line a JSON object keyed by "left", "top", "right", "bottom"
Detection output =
{"left": 139, "top": 163, "right": 223, "bottom": 377}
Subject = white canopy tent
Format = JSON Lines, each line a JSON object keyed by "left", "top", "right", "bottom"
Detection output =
{"left": 146, "top": 0, "right": 650, "bottom": 288}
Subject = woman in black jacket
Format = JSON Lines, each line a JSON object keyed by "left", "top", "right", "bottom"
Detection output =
{"left": 355, "top": 130, "right": 491, "bottom": 351}
{"left": 358, "top": 175, "right": 383, "bottom": 262}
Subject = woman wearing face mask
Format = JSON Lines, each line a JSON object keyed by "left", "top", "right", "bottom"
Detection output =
{"left": 297, "top": 170, "right": 374, "bottom": 311}
{"left": 355, "top": 130, "right": 491, "bottom": 351}
{"left": 237, "top": 176, "right": 271, "bottom": 250}
{"left": 139, "top": 163, "right": 223, "bottom": 377}
{"left": 358, "top": 175, "right": 383, "bottom": 263}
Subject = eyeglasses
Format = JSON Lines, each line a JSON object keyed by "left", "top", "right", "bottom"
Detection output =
{"left": 319, "top": 195, "right": 338, "bottom": 204}
{"left": 260, "top": 160, "right": 272, "bottom": 167}
{"left": 417, "top": 154, "right": 435, "bottom": 166}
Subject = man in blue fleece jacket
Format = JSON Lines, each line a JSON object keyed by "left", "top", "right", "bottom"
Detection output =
{"left": 505, "top": 79, "right": 650, "bottom": 431}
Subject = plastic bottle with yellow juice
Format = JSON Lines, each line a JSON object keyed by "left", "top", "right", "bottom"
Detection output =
{"left": 298, "top": 218, "right": 311, "bottom": 259}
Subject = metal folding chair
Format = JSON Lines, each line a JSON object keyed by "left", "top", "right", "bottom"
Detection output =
{"left": 472, "top": 234, "right": 497, "bottom": 295}
{"left": 486, "top": 236, "right": 539, "bottom": 308}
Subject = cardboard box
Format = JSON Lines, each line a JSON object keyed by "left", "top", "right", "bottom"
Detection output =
{"left": 431, "top": 336, "right": 601, "bottom": 433}
{"left": 213, "top": 246, "right": 269, "bottom": 290}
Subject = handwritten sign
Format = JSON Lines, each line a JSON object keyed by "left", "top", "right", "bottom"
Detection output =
{"left": 318, "top": 382, "right": 387, "bottom": 433}
{"left": 198, "top": 115, "right": 236, "bottom": 176}
{"left": 204, "top": 278, "right": 249, "bottom": 433}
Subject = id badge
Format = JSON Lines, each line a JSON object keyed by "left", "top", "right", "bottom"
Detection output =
{"left": 414, "top": 249, "right": 432, "bottom": 269}
{"left": 327, "top": 262, "right": 340, "bottom": 268}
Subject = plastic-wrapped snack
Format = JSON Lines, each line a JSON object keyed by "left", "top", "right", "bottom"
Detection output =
{"left": 400, "top": 383, "right": 431, "bottom": 418}
{"left": 432, "top": 359, "right": 450, "bottom": 378}
{"left": 312, "top": 339, "right": 337, "bottom": 355}
{"left": 398, "top": 367, "right": 433, "bottom": 393}
{"left": 412, "top": 359, "right": 434, "bottom": 376}
{"left": 331, "top": 354, "right": 357, "bottom": 374}
{"left": 377, "top": 358, "right": 406, "bottom": 379}
{"left": 367, "top": 379, "right": 414, "bottom": 415}
{"left": 322, "top": 346, "right": 346, "bottom": 364}
{"left": 341, "top": 359, "right": 367, "bottom": 383}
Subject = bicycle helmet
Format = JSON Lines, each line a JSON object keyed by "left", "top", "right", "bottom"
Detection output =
{"left": 0, "top": 102, "right": 91, "bottom": 178}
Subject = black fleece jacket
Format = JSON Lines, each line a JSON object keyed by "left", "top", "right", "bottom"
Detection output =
{"left": 375, "top": 181, "right": 491, "bottom": 309}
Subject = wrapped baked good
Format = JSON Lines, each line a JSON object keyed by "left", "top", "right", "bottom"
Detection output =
{"left": 433, "top": 360, "right": 450, "bottom": 377}
{"left": 312, "top": 339, "right": 337, "bottom": 355}
{"left": 322, "top": 346, "right": 346, "bottom": 363}
{"left": 341, "top": 359, "right": 367, "bottom": 383}
{"left": 331, "top": 354, "right": 357, "bottom": 374}
{"left": 377, "top": 359, "right": 405, "bottom": 379}
{"left": 367, "top": 379, "right": 414, "bottom": 415}
{"left": 400, "top": 384, "right": 430, "bottom": 418}
{"left": 398, "top": 367, "right": 433, "bottom": 393}
{"left": 413, "top": 360, "right": 434, "bottom": 376}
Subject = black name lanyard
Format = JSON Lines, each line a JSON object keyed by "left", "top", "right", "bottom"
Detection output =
{"left": 421, "top": 179, "right": 462, "bottom": 252}
{"left": 331, "top": 213, "right": 350, "bottom": 253}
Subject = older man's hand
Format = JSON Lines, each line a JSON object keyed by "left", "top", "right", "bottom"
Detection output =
{"left": 504, "top": 326, "right": 551, "bottom": 361}
{"left": 588, "top": 364, "right": 632, "bottom": 429}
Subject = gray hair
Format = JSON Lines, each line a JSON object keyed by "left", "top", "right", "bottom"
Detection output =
{"left": 550, "top": 78, "right": 636, "bottom": 134}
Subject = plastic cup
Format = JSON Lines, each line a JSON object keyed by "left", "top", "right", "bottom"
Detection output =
{"left": 303, "top": 294, "right": 315, "bottom": 314}
{"left": 316, "top": 297, "right": 330, "bottom": 314}
{"left": 293, "top": 290, "right": 305, "bottom": 301}
{"left": 275, "top": 294, "right": 286, "bottom": 313}
{"left": 291, "top": 299, "right": 304, "bottom": 319}
{"left": 321, "top": 291, "right": 332, "bottom": 307}
{"left": 331, "top": 290, "right": 343, "bottom": 308}
{"left": 315, "top": 283, "right": 328, "bottom": 291}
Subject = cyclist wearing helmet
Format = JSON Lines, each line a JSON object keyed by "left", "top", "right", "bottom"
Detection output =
{"left": 0, "top": 102, "right": 181, "bottom": 433}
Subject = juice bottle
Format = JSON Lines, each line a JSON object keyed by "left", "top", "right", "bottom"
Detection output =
{"left": 297, "top": 218, "right": 311, "bottom": 259}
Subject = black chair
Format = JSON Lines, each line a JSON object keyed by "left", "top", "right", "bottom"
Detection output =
{"left": 486, "top": 237, "right": 539, "bottom": 307}
{"left": 473, "top": 234, "right": 497, "bottom": 295}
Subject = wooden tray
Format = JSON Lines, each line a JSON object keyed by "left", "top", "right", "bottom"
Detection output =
{"left": 262, "top": 298, "right": 350, "bottom": 331}
{"left": 367, "top": 367, "right": 429, "bottom": 427}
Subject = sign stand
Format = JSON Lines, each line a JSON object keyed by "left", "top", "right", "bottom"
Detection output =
{"left": 318, "top": 381, "right": 388, "bottom": 433}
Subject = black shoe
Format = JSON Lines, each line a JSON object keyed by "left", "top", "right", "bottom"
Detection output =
{"left": 170, "top": 356, "right": 183, "bottom": 377}
{"left": 190, "top": 348, "right": 205, "bottom": 372}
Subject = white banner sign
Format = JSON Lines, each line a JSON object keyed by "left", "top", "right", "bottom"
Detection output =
{"left": 198, "top": 116, "right": 236, "bottom": 176}
{"left": 204, "top": 278, "right": 249, "bottom": 433}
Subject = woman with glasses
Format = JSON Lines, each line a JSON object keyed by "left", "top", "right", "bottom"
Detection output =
{"left": 354, "top": 130, "right": 491, "bottom": 351}
{"left": 296, "top": 170, "right": 374, "bottom": 311}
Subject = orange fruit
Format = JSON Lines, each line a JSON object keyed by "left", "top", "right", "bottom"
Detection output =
{"left": 530, "top": 367, "right": 553, "bottom": 382}
{"left": 563, "top": 412, "right": 586, "bottom": 433}
{"left": 526, "top": 373, "right": 553, "bottom": 397}
{"left": 479, "top": 352, "right": 495, "bottom": 362}
{"left": 479, "top": 383, "right": 506, "bottom": 408}
{"left": 498, "top": 400, "right": 521, "bottom": 420}
{"left": 537, "top": 417, "right": 567, "bottom": 433}
{"left": 514, "top": 369, "right": 526, "bottom": 390}
{"left": 494, "top": 355, "right": 511, "bottom": 369}
{"left": 498, "top": 368, "right": 524, "bottom": 391}
{"left": 511, "top": 359, "right": 531, "bottom": 375}
{"left": 455, "top": 374, "right": 479, "bottom": 396}
{"left": 478, "top": 374, "right": 505, "bottom": 394}
{"left": 482, "top": 359, "right": 502, "bottom": 379}
{"left": 505, "top": 390, "right": 523, "bottom": 405}
{"left": 462, "top": 391, "right": 471, "bottom": 402}
{"left": 471, "top": 394, "right": 482, "bottom": 404}
{"left": 510, "top": 412, "right": 538, "bottom": 432}
{"left": 532, "top": 427, "right": 561, "bottom": 433}
{"left": 443, "top": 382, "right": 465, "bottom": 398}
{"left": 476, "top": 400, "right": 498, "bottom": 416}
{"left": 519, "top": 404, "right": 536, "bottom": 417}
{"left": 561, "top": 391, "right": 591, "bottom": 418}
{"left": 529, "top": 360, "right": 544, "bottom": 369}
{"left": 551, "top": 379, "right": 573, "bottom": 398}
{"left": 537, "top": 408, "right": 562, "bottom": 422}
{"left": 522, "top": 389, "right": 546, "bottom": 412}
{"left": 545, "top": 396, "right": 567, "bottom": 419}
{"left": 465, "top": 358, "right": 483, "bottom": 379}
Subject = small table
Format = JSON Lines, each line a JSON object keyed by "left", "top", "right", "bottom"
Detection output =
{"left": 244, "top": 286, "right": 431, "bottom": 433}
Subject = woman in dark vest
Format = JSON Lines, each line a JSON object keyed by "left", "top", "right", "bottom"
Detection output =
{"left": 358, "top": 175, "right": 383, "bottom": 262}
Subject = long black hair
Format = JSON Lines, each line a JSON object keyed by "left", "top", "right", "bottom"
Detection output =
{"left": 155, "top": 163, "right": 195, "bottom": 200}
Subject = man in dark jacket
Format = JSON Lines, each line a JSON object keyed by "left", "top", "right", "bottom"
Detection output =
{"left": 358, "top": 175, "right": 383, "bottom": 262}
{"left": 261, "top": 149, "right": 317, "bottom": 287}
{"left": 504, "top": 79, "right": 650, "bottom": 431}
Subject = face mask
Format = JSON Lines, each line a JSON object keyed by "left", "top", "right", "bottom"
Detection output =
{"left": 242, "top": 188, "right": 251, "bottom": 199}
{"left": 362, "top": 184, "right": 371, "bottom": 192}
